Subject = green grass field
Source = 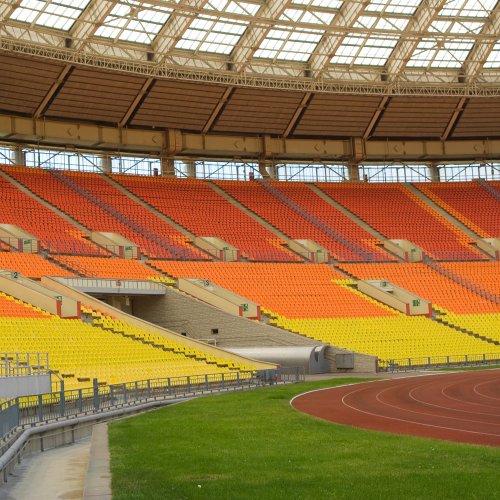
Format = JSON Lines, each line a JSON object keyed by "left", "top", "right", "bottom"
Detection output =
{"left": 109, "top": 378, "right": 500, "bottom": 500}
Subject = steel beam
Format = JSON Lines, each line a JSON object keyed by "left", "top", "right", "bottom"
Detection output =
{"left": 363, "top": 95, "right": 390, "bottom": 140}
{"left": 385, "top": 0, "right": 447, "bottom": 81}
{"left": 153, "top": 0, "right": 210, "bottom": 60}
{"left": 70, "top": 0, "right": 117, "bottom": 50}
{"left": 308, "top": 0, "right": 368, "bottom": 77}
{"left": 119, "top": 77, "right": 155, "bottom": 128}
{"left": 1, "top": 113, "right": 499, "bottom": 162}
{"left": 230, "top": 0, "right": 293, "bottom": 72}
{"left": 34, "top": 64, "right": 73, "bottom": 119}
{"left": 441, "top": 96, "right": 468, "bottom": 141}
{"left": 463, "top": 6, "right": 500, "bottom": 82}
{"left": 201, "top": 86, "right": 233, "bottom": 134}
{"left": 283, "top": 92, "right": 312, "bottom": 137}
{"left": 0, "top": 0, "right": 21, "bottom": 21}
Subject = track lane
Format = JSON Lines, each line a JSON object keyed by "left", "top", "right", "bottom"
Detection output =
{"left": 292, "top": 370, "right": 500, "bottom": 447}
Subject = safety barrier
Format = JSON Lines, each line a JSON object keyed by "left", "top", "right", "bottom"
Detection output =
{"left": 0, "top": 367, "right": 304, "bottom": 442}
{"left": 380, "top": 353, "right": 500, "bottom": 372}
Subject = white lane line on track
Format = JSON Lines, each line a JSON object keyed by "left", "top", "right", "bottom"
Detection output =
{"left": 408, "top": 383, "right": 500, "bottom": 420}
{"left": 369, "top": 384, "right": 500, "bottom": 428}
{"left": 340, "top": 386, "right": 500, "bottom": 438}
{"left": 473, "top": 380, "right": 500, "bottom": 402}
{"left": 438, "top": 379, "right": 500, "bottom": 408}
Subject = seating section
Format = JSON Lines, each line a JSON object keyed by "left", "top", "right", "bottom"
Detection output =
{"left": 0, "top": 293, "right": 254, "bottom": 390}
{"left": 50, "top": 256, "right": 168, "bottom": 281}
{"left": 0, "top": 172, "right": 100, "bottom": 255}
{"left": 414, "top": 181, "right": 500, "bottom": 238}
{"left": 3, "top": 166, "right": 207, "bottom": 260}
{"left": 149, "top": 261, "right": 397, "bottom": 318}
{"left": 265, "top": 182, "right": 392, "bottom": 261}
{"left": 0, "top": 253, "right": 72, "bottom": 279}
{"left": 153, "top": 261, "right": 500, "bottom": 365}
{"left": 277, "top": 315, "right": 500, "bottom": 364}
{"left": 438, "top": 261, "right": 500, "bottom": 296}
{"left": 339, "top": 262, "right": 500, "bottom": 314}
{"left": 316, "top": 182, "right": 485, "bottom": 260}
{"left": 112, "top": 175, "right": 300, "bottom": 262}
{"left": 214, "top": 180, "right": 384, "bottom": 261}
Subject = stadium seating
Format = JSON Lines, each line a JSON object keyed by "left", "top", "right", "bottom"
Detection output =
{"left": 152, "top": 260, "right": 500, "bottom": 364}
{"left": 339, "top": 262, "right": 500, "bottom": 314}
{"left": 0, "top": 171, "right": 101, "bottom": 255}
{"left": 0, "top": 293, "right": 254, "bottom": 389}
{"left": 414, "top": 181, "right": 500, "bottom": 237}
{"left": 3, "top": 166, "right": 207, "bottom": 260}
{"left": 0, "top": 253, "right": 73, "bottom": 279}
{"left": 112, "top": 175, "right": 301, "bottom": 262}
{"left": 316, "top": 182, "right": 485, "bottom": 260}
{"left": 149, "top": 261, "right": 397, "bottom": 318}
{"left": 214, "top": 180, "right": 386, "bottom": 261}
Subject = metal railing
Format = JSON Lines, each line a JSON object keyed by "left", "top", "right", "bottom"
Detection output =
{"left": 0, "top": 368, "right": 304, "bottom": 441}
{"left": 380, "top": 353, "right": 500, "bottom": 372}
{"left": 0, "top": 353, "right": 49, "bottom": 378}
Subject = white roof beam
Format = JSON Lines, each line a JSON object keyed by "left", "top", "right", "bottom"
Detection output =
{"left": 385, "top": 0, "right": 447, "bottom": 81}
{"left": 153, "top": 0, "right": 210, "bottom": 60}
{"left": 463, "top": 5, "right": 500, "bottom": 82}
{"left": 308, "top": 0, "right": 368, "bottom": 78}
{"left": 69, "top": 0, "right": 117, "bottom": 50}
{"left": 0, "top": 0, "right": 21, "bottom": 21}
{"left": 230, "top": 0, "right": 293, "bottom": 72}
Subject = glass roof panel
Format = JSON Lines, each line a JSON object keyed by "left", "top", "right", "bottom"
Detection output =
{"left": 407, "top": 38, "right": 475, "bottom": 67}
{"left": 254, "top": 27, "right": 324, "bottom": 61}
{"left": 280, "top": 8, "right": 336, "bottom": 25}
{"left": 331, "top": 34, "right": 399, "bottom": 66}
{"left": 95, "top": 1, "right": 174, "bottom": 44}
{"left": 439, "top": 0, "right": 497, "bottom": 18}
{"left": 176, "top": 16, "right": 248, "bottom": 54}
{"left": 205, "top": 0, "right": 261, "bottom": 16}
{"left": 365, "top": 0, "right": 423, "bottom": 15}
{"left": 484, "top": 42, "right": 500, "bottom": 69}
{"left": 291, "top": 0, "right": 344, "bottom": 8}
{"left": 10, "top": 0, "right": 90, "bottom": 31}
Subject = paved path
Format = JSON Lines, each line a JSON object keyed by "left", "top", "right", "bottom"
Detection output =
{"left": 2, "top": 438, "right": 91, "bottom": 500}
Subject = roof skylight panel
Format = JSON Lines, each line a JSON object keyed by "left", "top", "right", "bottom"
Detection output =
{"left": 176, "top": 16, "right": 248, "bottom": 54}
{"left": 95, "top": 1, "right": 173, "bottom": 44}
{"left": 407, "top": 38, "right": 475, "bottom": 67}
{"left": 254, "top": 27, "right": 323, "bottom": 61}
{"left": 439, "top": 0, "right": 497, "bottom": 18}
{"left": 205, "top": 0, "right": 260, "bottom": 16}
{"left": 280, "top": 8, "right": 336, "bottom": 25}
{"left": 484, "top": 42, "right": 500, "bottom": 68}
{"left": 365, "top": 0, "right": 423, "bottom": 15}
{"left": 331, "top": 34, "right": 399, "bottom": 65}
{"left": 291, "top": 0, "right": 344, "bottom": 9}
{"left": 10, "top": 0, "right": 90, "bottom": 31}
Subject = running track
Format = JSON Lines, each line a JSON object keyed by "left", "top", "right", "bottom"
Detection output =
{"left": 292, "top": 370, "right": 500, "bottom": 447}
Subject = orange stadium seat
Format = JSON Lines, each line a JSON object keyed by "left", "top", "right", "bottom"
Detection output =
{"left": 112, "top": 175, "right": 301, "bottom": 262}
{"left": 316, "top": 182, "right": 486, "bottom": 261}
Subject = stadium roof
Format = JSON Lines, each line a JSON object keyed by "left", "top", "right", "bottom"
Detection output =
{"left": 1, "top": 0, "right": 499, "bottom": 95}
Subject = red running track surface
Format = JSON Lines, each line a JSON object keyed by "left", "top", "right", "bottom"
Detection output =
{"left": 292, "top": 370, "right": 500, "bottom": 447}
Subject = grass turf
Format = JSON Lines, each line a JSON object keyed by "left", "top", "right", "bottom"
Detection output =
{"left": 109, "top": 378, "right": 500, "bottom": 500}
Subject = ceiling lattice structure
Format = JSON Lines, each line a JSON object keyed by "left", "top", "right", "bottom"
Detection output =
{"left": 0, "top": 0, "right": 499, "bottom": 95}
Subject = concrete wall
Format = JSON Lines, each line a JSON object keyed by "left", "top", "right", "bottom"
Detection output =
{"left": 0, "top": 374, "right": 51, "bottom": 398}
{"left": 133, "top": 287, "right": 321, "bottom": 348}
{"left": 324, "top": 346, "right": 378, "bottom": 373}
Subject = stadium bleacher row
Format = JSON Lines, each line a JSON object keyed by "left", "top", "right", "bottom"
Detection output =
{"left": 0, "top": 164, "right": 498, "bottom": 382}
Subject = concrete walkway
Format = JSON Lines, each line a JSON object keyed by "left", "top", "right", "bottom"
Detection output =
{"left": 2, "top": 438, "right": 91, "bottom": 500}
